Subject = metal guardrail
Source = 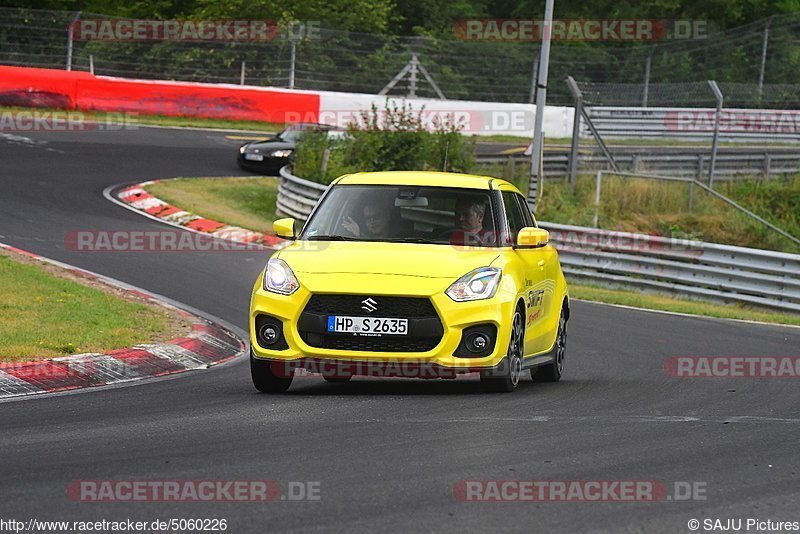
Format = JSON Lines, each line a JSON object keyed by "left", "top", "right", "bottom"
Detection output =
{"left": 586, "top": 107, "right": 800, "bottom": 143}
{"left": 276, "top": 166, "right": 800, "bottom": 313}
{"left": 276, "top": 166, "right": 328, "bottom": 220}
{"left": 476, "top": 147, "right": 800, "bottom": 179}
{"left": 540, "top": 222, "right": 800, "bottom": 313}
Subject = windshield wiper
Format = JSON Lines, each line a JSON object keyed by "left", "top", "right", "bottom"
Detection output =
{"left": 305, "top": 235, "right": 360, "bottom": 241}
{"left": 380, "top": 237, "right": 441, "bottom": 244}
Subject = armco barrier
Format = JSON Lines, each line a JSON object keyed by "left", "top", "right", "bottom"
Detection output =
{"left": 0, "top": 66, "right": 319, "bottom": 123}
{"left": 540, "top": 222, "right": 800, "bottom": 313}
{"left": 477, "top": 146, "right": 800, "bottom": 179}
{"left": 587, "top": 106, "right": 800, "bottom": 143}
{"left": 276, "top": 166, "right": 328, "bottom": 220}
{"left": 276, "top": 167, "right": 799, "bottom": 313}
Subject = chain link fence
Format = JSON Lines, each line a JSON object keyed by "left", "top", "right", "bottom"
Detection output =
{"left": 573, "top": 81, "right": 800, "bottom": 109}
{"left": 1, "top": 8, "right": 800, "bottom": 106}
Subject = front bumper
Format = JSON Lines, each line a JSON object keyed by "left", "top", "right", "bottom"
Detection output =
{"left": 237, "top": 153, "right": 291, "bottom": 172}
{"left": 249, "top": 275, "right": 516, "bottom": 371}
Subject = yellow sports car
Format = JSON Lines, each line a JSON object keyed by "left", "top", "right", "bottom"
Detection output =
{"left": 249, "top": 171, "right": 569, "bottom": 393}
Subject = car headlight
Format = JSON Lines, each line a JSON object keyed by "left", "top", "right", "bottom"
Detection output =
{"left": 271, "top": 149, "right": 293, "bottom": 158}
{"left": 263, "top": 259, "right": 300, "bottom": 295}
{"left": 239, "top": 145, "right": 248, "bottom": 154}
{"left": 445, "top": 267, "right": 502, "bottom": 302}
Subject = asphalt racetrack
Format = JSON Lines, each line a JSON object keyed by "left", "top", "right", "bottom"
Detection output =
{"left": 1, "top": 126, "right": 798, "bottom": 533}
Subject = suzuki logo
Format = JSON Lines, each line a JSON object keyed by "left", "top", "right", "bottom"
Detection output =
{"left": 361, "top": 298, "right": 378, "bottom": 313}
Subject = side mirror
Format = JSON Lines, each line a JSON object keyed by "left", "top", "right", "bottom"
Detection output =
{"left": 273, "top": 218, "right": 297, "bottom": 240}
{"left": 516, "top": 227, "right": 549, "bottom": 248}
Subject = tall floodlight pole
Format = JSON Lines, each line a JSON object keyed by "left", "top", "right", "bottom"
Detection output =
{"left": 528, "top": 0, "right": 555, "bottom": 211}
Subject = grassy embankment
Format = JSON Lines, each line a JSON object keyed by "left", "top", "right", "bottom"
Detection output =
{"left": 0, "top": 250, "right": 186, "bottom": 362}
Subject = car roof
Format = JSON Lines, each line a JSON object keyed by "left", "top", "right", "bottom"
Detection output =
{"left": 285, "top": 122, "right": 342, "bottom": 131}
{"left": 335, "top": 171, "right": 519, "bottom": 191}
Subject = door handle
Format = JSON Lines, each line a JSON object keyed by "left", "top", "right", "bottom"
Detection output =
{"left": 537, "top": 259, "right": 545, "bottom": 269}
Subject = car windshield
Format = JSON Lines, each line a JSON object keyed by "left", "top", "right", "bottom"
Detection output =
{"left": 277, "top": 127, "right": 305, "bottom": 143}
{"left": 277, "top": 124, "right": 334, "bottom": 143}
{"left": 301, "top": 185, "right": 499, "bottom": 247}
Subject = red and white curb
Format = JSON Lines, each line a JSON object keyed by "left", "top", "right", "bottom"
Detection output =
{"left": 0, "top": 243, "right": 246, "bottom": 399}
{"left": 117, "top": 180, "right": 285, "bottom": 248}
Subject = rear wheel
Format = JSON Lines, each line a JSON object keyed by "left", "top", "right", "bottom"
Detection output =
{"left": 532, "top": 311, "right": 566, "bottom": 383}
{"left": 250, "top": 349, "right": 293, "bottom": 393}
{"left": 481, "top": 308, "right": 524, "bottom": 393}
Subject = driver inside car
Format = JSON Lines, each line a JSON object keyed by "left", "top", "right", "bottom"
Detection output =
{"left": 450, "top": 196, "right": 495, "bottom": 246}
{"left": 341, "top": 194, "right": 395, "bottom": 238}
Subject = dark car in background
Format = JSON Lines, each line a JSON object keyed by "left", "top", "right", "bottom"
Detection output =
{"left": 237, "top": 123, "right": 344, "bottom": 175}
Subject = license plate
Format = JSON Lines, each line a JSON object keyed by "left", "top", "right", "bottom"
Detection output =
{"left": 244, "top": 153, "right": 264, "bottom": 161}
{"left": 327, "top": 316, "right": 408, "bottom": 335}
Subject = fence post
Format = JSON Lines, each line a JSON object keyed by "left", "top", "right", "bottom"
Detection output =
{"left": 529, "top": 52, "right": 539, "bottom": 104}
{"left": 240, "top": 61, "right": 246, "bottom": 85}
{"left": 320, "top": 148, "right": 330, "bottom": 174}
{"left": 758, "top": 16, "right": 772, "bottom": 100}
{"left": 707, "top": 80, "right": 723, "bottom": 187}
{"left": 527, "top": 0, "right": 555, "bottom": 213}
{"left": 289, "top": 37, "right": 297, "bottom": 89}
{"left": 89, "top": 54, "right": 94, "bottom": 75}
{"left": 642, "top": 46, "right": 655, "bottom": 107}
{"left": 66, "top": 11, "right": 81, "bottom": 71}
{"left": 566, "top": 76, "right": 583, "bottom": 193}
{"left": 592, "top": 170, "right": 602, "bottom": 228}
{"left": 696, "top": 154, "right": 704, "bottom": 181}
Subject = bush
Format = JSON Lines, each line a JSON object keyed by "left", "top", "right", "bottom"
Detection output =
{"left": 292, "top": 101, "right": 475, "bottom": 184}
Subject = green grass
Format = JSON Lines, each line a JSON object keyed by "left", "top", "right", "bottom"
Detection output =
{"left": 571, "top": 283, "right": 800, "bottom": 327}
{"left": 0, "top": 254, "right": 175, "bottom": 362}
{"left": 146, "top": 177, "right": 279, "bottom": 234}
{"left": 0, "top": 106, "right": 284, "bottom": 132}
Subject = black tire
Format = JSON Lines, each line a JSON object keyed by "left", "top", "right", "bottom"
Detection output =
{"left": 532, "top": 311, "right": 567, "bottom": 383}
{"left": 250, "top": 350, "right": 293, "bottom": 393}
{"left": 481, "top": 307, "right": 524, "bottom": 393}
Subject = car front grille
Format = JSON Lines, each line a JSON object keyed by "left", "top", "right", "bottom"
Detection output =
{"left": 298, "top": 294, "right": 443, "bottom": 353}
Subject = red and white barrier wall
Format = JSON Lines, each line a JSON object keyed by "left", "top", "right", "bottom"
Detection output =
{"left": 0, "top": 66, "right": 319, "bottom": 123}
{"left": 0, "top": 65, "right": 574, "bottom": 137}
{"left": 299, "top": 90, "right": 573, "bottom": 137}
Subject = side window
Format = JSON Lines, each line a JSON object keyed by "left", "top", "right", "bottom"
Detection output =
{"left": 502, "top": 191, "right": 526, "bottom": 241}
{"left": 515, "top": 194, "right": 535, "bottom": 228}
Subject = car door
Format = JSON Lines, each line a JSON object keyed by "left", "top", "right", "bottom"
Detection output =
{"left": 500, "top": 189, "right": 552, "bottom": 356}
{"left": 515, "top": 193, "right": 559, "bottom": 354}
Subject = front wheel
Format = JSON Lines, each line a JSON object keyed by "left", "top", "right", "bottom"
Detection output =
{"left": 481, "top": 308, "right": 524, "bottom": 393}
{"left": 250, "top": 349, "right": 293, "bottom": 393}
{"left": 532, "top": 311, "right": 566, "bottom": 383}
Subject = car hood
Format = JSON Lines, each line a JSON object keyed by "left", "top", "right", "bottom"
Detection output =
{"left": 244, "top": 140, "right": 295, "bottom": 152}
{"left": 277, "top": 241, "right": 500, "bottom": 279}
